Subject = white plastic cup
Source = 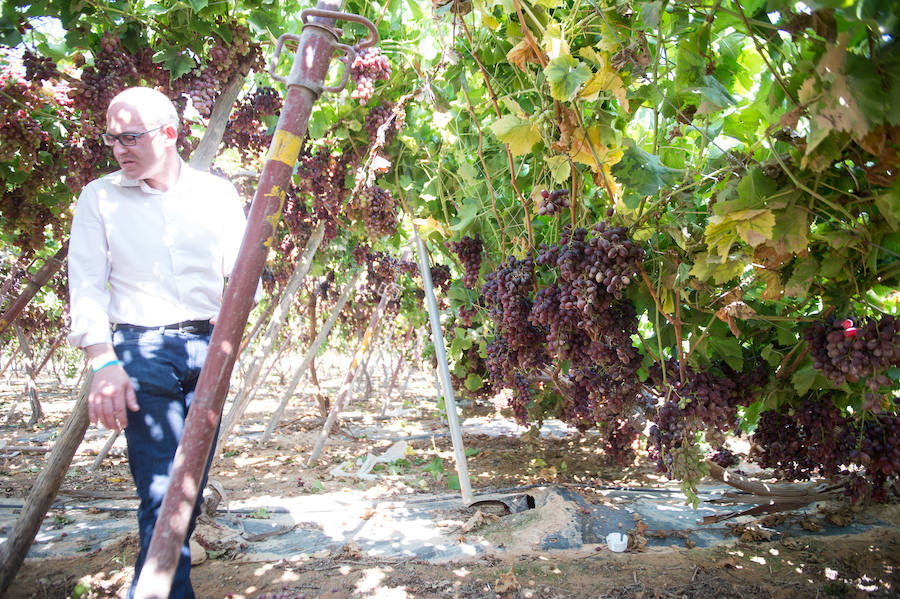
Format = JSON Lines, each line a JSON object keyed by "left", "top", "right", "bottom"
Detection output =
{"left": 606, "top": 532, "right": 628, "bottom": 552}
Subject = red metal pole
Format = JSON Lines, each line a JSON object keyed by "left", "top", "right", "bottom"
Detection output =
{"left": 133, "top": 4, "right": 376, "bottom": 596}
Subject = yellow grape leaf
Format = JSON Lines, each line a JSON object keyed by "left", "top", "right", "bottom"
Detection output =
{"left": 577, "top": 58, "right": 630, "bottom": 112}
{"left": 689, "top": 251, "right": 749, "bottom": 285}
{"left": 568, "top": 125, "right": 623, "bottom": 172}
{"left": 578, "top": 46, "right": 604, "bottom": 64}
{"left": 500, "top": 96, "right": 526, "bottom": 117}
{"left": 734, "top": 209, "right": 776, "bottom": 247}
{"left": 414, "top": 216, "right": 449, "bottom": 237}
{"left": 755, "top": 266, "right": 783, "bottom": 300}
{"left": 489, "top": 114, "right": 542, "bottom": 156}
{"left": 705, "top": 209, "right": 775, "bottom": 261}
{"left": 545, "top": 154, "right": 571, "bottom": 184}
{"left": 482, "top": 13, "right": 500, "bottom": 30}
{"left": 661, "top": 287, "right": 674, "bottom": 315}
{"left": 541, "top": 23, "right": 569, "bottom": 60}
{"left": 507, "top": 39, "right": 544, "bottom": 71}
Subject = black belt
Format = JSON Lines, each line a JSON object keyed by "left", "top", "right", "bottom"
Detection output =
{"left": 111, "top": 320, "right": 212, "bottom": 335}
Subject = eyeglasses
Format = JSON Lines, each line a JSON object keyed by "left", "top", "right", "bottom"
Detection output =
{"left": 101, "top": 125, "right": 163, "bottom": 147}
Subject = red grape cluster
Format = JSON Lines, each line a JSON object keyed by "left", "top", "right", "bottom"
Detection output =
{"left": 173, "top": 22, "right": 263, "bottom": 117}
{"left": 223, "top": 86, "right": 283, "bottom": 159}
{"left": 804, "top": 315, "right": 899, "bottom": 390}
{"left": 458, "top": 305, "right": 478, "bottom": 327}
{"left": 601, "top": 419, "right": 639, "bottom": 466}
{"left": 296, "top": 143, "right": 353, "bottom": 243}
{"left": 364, "top": 101, "right": 405, "bottom": 145}
{"left": 447, "top": 235, "right": 483, "bottom": 288}
{"left": 354, "top": 185, "right": 399, "bottom": 238}
{"left": 429, "top": 264, "right": 451, "bottom": 293}
{"left": 751, "top": 398, "right": 899, "bottom": 502}
{"left": 350, "top": 47, "right": 391, "bottom": 104}
{"left": 710, "top": 446, "right": 738, "bottom": 468}
{"left": 538, "top": 189, "right": 570, "bottom": 216}
{"left": 68, "top": 33, "right": 136, "bottom": 116}
{"left": 0, "top": 66, "right": 73, "bottom": 251}
{"left": 647, "top": 362, "right": 769, "bottom": 476}
{"left": 536, "top": 216, "right": 643, "bottom": 300}
{"left": 481, "top": 255, "right": 549, "bottom": 370}
{"left": 22, "top": 50, "right": 58, "bottom": 83}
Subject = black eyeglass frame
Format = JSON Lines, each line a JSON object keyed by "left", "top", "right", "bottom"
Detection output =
{"left": 101, "top": 125, "right": 164, "bottom": 147}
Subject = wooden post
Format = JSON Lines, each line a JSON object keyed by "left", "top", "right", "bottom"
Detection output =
{"left": 0, "top": 374, "right": 91, "bottom": 594}
{"left": 260, "top": 269, "right": 359, "bottom": 445}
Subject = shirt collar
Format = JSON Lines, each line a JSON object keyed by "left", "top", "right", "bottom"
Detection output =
{"left": 110, "top": 159, "right": 189, "bottom": 194}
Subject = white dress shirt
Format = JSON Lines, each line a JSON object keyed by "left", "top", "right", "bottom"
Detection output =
{"left": 68, "top": 162, "right": 248, "bottom": 348}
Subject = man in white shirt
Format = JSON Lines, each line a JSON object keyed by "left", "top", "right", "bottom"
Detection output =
{"left": 68, "top": 86, "right": 247, "bottom": 599}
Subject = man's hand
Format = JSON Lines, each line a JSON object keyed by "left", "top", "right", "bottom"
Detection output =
{"left": 85, "top": 344, "right": 139, "bottom": 430}
{"left": 89, "top": 364, "right": 139, "bottom": 430}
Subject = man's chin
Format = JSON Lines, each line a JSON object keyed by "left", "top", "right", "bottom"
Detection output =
{"left": 119, "top": 164, "right": 142, "bottom": 179}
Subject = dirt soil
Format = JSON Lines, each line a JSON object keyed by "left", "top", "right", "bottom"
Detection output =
{"left": 1, "top": 358, "right": 898, "bottom": 599}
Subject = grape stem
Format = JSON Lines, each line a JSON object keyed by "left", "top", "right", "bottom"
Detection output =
{"left": 638, "top": 265, "right": 686, "bottom": 384}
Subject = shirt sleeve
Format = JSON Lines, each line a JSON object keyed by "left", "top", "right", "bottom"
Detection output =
{"left": 67, "top": 182, "right": 113, "bottom": 348}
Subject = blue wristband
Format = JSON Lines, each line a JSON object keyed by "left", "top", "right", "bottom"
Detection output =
{"left": 92, "top": 359, "right": 123, "bottom": 373}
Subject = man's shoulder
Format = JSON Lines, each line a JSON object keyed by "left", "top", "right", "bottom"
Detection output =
{"left": 181, "top": 164, "right": 239, "bottom": 193}
{"left": 80, "top": 170, "right": 128, "bottom": 196}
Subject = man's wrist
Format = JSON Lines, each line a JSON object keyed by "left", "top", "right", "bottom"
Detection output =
{"left": 92, "top": 358, "right": 123, "bottom": 373}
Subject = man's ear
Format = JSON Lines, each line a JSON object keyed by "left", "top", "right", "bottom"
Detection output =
{"left": 162, "top": 123, "right": 179, "bottom": 141}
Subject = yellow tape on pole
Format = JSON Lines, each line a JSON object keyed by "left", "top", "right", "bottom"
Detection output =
{"left": 266, "top": 130, "right": 302, "bottom": 166}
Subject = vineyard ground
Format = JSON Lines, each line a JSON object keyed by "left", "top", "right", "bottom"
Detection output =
{"left": 0, "top": 355, "right": 898, "bottom": 599}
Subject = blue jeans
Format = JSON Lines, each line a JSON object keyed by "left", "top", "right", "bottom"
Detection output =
{"left": 113, "top": 327, "right": 218, "bottom": 599}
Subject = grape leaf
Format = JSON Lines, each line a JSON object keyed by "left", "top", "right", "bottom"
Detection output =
{"left": 464, "top": 373, "right": 484, "bottom": 391}
{"left": 611, "top": 140, "right": 683, "bottom": 202}
{"left": 874, "top": 185, "right": 900, "bottom": 232}
{"left": 153, "top": 47, "right": 196, "bottom": 80}
{"left": 489, "top": 114, "right": 542, "bottom": 156}
{"left": 544, "top": 55, "right": 591, "bottom": 102}
{"left": 545, "top": 154, "right": 571, "bottom": 184}
{"left": 705, "top": 209, "right": 775, "bottom": 260}
{"left": 541, "top": 23, "right": 569, "bottom": 60}
{"left": 791, "top": 361, "right": 818, "bottom": 396}
{"left": 784, "top": 255, "right": 819, "bottom": 298}
{"left": 577, "top": 56, "right": 629, "bottom": 112}
{"left": 568, "top": 125, "right": 623, "bottom": 172}
{"left": 450, "top": 199, "right": 480, "bottom": 233}
{"left": 708, "top": 334, "right": 744, "bottom": 372}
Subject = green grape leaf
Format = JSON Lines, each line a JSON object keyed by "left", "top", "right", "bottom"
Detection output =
{"left": 489, "top": 114, "right": 542, "bottom": 156}
{"left": 708, "top": 334, "right": 744, "bottom": 371}
{"left": 544, "top": 55, "right": 591, "bottom": 102}
{"left": 875, "top": 185, "right": 900, "bottom": 232}
{"left": 611, "top": 140, "right": 683, "bottom": 199}
{"left": 464, "top": 373, "right": 484, "bottom": 391}
{"left": 450, "top": 199, "right": 480, "bottom": 233}
{"left": 153, "top": 47, "right": 196, "bottom": 80}
{"left": 784, "top": 255, "right": 819, "bottom": 298}
{"left": 791, "top": 361, "right": 818, "bottom": 396}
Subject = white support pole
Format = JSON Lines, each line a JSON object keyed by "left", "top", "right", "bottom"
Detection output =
{"left": 412, "top": 226, "right": 473, "bottom": 505}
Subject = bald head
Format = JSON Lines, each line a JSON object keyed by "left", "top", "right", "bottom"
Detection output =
{"left": 106, "top": 87, "right": 182, "bottom": 190}
{"left": 107, "top": 87, "right": 179, "bottom": 130}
